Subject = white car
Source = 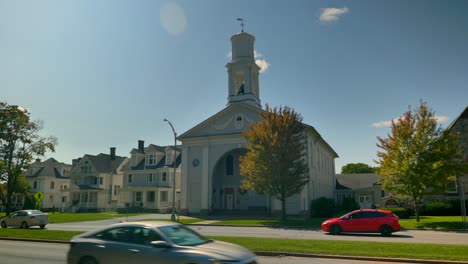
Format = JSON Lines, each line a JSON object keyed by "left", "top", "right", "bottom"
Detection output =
{"left": 0, "top": 209, "right": 49, "bottom": 229}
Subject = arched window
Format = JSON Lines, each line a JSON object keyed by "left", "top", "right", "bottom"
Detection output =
{"left": 226, "top": 155, "right": 233, "bottom": 176}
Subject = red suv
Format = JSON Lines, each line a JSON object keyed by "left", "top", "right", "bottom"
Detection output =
{"left": 321, "top": 209, "right": 401, "bottom": 236}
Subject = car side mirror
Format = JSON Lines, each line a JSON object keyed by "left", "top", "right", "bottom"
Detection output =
{"left": 150, "top": 241, "right": 172, "bottom": 248}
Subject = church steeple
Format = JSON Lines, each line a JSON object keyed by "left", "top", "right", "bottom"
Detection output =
{"left": 226, "top": 31, "right": 261, "bottom": 108}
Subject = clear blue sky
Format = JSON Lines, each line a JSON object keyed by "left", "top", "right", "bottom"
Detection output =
{"left": 2, "top": 0, "right": 467, "bottom": 173}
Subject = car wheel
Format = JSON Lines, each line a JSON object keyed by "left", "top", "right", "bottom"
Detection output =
{"left": 1, "top": 221, "right": 6, "bottom": 228}
{"left": 21, "top": 221, "right": 28, "bottom": 229}
{"left": 40, "top": 224, "right": 46, "bottom": 229}
{"left": 379, "top": 225, "right": 393, "bottom": 236}
{"left": 330, "top": 225, "right": 342, "bottom": 235}
{"left": 79, "top": 256, "right": 99, "bottom": 264}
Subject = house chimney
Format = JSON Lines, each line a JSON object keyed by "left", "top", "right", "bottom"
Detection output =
{"left": 110, "top": 147, "right": 116, "bottom": 160}
{"left": 35, "top": 158, "right": 41, "bottom": 163}
{"left": 138, "top": 140, "right": 145, "bottom": 153}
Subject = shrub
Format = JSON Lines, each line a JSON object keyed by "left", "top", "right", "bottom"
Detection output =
{"left": 379, "top": 207, "right": 411, "bottom": 219}
{"left": 339, "top": 197, "right": 359, "bottom": 211}
{"left": 311, "top": 197, "right": 336, "bottom": 217}
{"left": 422, "top": 200, "right": 455, "bottom": 216}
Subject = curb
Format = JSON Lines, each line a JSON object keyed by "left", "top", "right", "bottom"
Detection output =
{"left": 1, "top": 237, "right": 467, "bottom": 264}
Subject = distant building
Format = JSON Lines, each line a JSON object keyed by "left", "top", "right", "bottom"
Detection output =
{"left": 68, "top": 147, "right": 128, "bottom": 212}
{"left": 25, "top": 158, "right": 72, "bottom": 211}
{"left": 446, "top": 106, "right": 468, "bottom": 201}
{"left": 178, "top": 30, "right": 338, "bottom": 216}
{"left": 120, "top": 140, "right": 181, "bottom": 212}
{"left": 336, "top": 173, "right": 388, "bottom": 209}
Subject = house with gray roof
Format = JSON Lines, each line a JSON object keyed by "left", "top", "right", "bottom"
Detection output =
{"left": 120, "top": 140, "right": 181, "bottom": 212}
{"left": 336, "top": 173, "right": 390, "bottom": 209}
{"left": 25, "top": 158, "right": 72, "bottom": 211}
{"left": 68, "top": 147, "right": 128, "bottom": 212}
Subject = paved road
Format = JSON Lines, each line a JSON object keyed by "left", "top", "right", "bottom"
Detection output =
{"left": 46, "top": 214, "right": 468, "bottom": 245}
{"left": 0, "top": 240, "right": 422, "bottom": 264}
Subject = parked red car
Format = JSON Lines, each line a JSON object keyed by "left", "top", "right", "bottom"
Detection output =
{"left": 321, "top": 209, "right": 400, "bottom": 236}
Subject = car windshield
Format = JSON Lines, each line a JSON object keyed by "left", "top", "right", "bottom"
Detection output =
{"left": 158, "top": 225, "right": 210, "bottom": 246}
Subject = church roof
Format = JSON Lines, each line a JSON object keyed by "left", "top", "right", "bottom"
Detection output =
{"left": 336, "top": 173, "right": 381, "bottom": 190}
{"left": 447, "top": 106, "right": 468, "bottom": 131}
{"left": 178, "top": 102, "right": 262, "bottom": 139}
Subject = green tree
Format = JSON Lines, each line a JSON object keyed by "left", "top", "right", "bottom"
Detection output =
{"left": 240, "top": 105, "right": 309, "bottom": 220}
{"left": 0, "top": 102, "right": 57, "bottom": 215}
{"left": 341, "top": 163, "right": 377, "bottom": 174}
{"left": 376, "top": 101, "right": 465, "bottom": 222}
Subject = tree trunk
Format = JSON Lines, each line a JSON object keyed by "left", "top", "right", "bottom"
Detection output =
{"left": 281, "top": 199, "right": 287, "bottom": 220}
{"left": 414, "top": 198, "right": 420, "bottom": 222}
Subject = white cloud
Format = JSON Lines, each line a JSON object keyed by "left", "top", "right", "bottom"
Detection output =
{"left": 372, "top": 115, "right": 450, "bottom": 128}
{"left": 319, "top": 7, "right": 349, "bottom": 23}
{"left": 256, "top": 59, "right": 270, "bottom": 73}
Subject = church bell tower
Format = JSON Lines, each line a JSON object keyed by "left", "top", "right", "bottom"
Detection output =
{"left": 226, "top": 31, "right": 261, "bottom": 108}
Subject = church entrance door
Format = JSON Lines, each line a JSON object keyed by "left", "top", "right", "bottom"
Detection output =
{"left": 224, "top": 188, "right": 234, "bottom": 210}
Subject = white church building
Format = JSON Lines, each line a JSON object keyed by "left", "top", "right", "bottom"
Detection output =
{"left": 178, "top": 30, "right": 338, "bottom": 216}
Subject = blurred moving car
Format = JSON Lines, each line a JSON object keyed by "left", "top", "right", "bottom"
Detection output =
{"left": 321, "top": 209, "right": 400, "bottom": 236}
{"left": 67, "top": 221, "right": 257, "bottom": 264}
{"left": 0, "top": 209, "right": 49, "bottom": 229}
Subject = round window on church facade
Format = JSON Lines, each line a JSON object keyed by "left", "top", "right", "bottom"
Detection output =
{"left": 192, "top": 159, "right": 200, "bottom": 167}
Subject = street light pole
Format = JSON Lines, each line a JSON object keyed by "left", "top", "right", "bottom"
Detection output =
{"left": 164, "top": 119, "right": 178, "bottom": 221}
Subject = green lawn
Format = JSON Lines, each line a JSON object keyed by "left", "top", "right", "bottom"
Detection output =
{"left": 399, "top": 216, "right": 468, "bottom": 230}
{"left": 212, "top": 236, "right": 468, "bottom": 261}
{"left": 1, "top": 212, "right": 145, "bottom": 223}
{"left": 212, "top": 218, "right": 326, "bottom": 227}
{"left": 136, "top": 218, "right": 206, "bottom": 225}
{"left": 0, "top": 229, "right": 467, "bottom": 261}
{"left": 212, "top": 216, "right": 468, "bottom": 230}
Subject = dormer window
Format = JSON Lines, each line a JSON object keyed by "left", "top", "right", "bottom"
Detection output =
{"left": 146, "top": 154, "right": 156, "bottom": 165}
{"left": 166, "top": 151, "right": 173, "bottom": 165}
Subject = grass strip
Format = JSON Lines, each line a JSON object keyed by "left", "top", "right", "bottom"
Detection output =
{"left": 210, "top": 236, "right": 468, "bottom": 261}
{"left": 0, "top": 229, "right": 82, "bottom": 241}
{"left": 1, "top": 229, "right": 467, "bottom": 261}
{"left": 136, "top": 218, "right": 206, "bottom": 224}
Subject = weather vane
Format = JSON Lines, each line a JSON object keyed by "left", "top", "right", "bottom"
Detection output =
{"left": 237, "top": 18, "right": 245, "bottom": 32}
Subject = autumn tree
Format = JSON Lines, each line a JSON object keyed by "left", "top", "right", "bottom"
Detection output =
{"left": 0, "top": 102, "right": 57, "bottom": 215}
{"left": 341, "top": 163, "right": 377, "bottom": 174}
{"left": 376, "top": 101, "right": 465, "bottom": 222}
{"left": 240, "top": 105, "right": 309, "bottom": 220}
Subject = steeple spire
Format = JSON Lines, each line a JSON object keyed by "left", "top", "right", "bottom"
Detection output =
{"left": 225, "top": 28, "right": 261, "bottom": 108}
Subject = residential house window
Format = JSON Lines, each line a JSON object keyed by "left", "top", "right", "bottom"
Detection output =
{"left": 166, "top": 151, "right": 173, "bottom": 165}
{"left": 128, "top": 174, "right": 133, "bottom": 183}
{"left": 114, "top": 185, "right": 120, "bottom": 196}
{"left": 50, "top": 181, "right": 55, "bottom": 189}
{"left": 147, "top": 191, "right": 155, "bottom": 202}
{"left": 147, "top": 154, "right": 156, "bottom": 165}
{"left": 99, "top": 177, "right": 103, "bottom": 185}
{"left": 80, "top": 166, "right": 91, "bottom": 173}
{"left": 381, "top": 190, "right": 385, "bottom": 198}
{"left": 161, "top": 172, "right": 167, "bottom": 182}
{"left": 93, "top": 177, "right": 98, "bottom": 185}
{"left": 446, "top": 180, "right": 458, "bottom": 193}
{"left": 226, "top": 155, "right": 233, "bottom": 176}
{"left": 33, "top": 181, "right": 37, "bottom": 189}
{"left": 147, "top": 173, "right": 154, "bottom": 183}
{"left": 62, "top": 196, "right": 67, "bottom": 203}
{"left": 135, "top": 191, "right": 142, "bottom": 202}
{"left": 160, "top": 191, "right": 168, "bottom": 202}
